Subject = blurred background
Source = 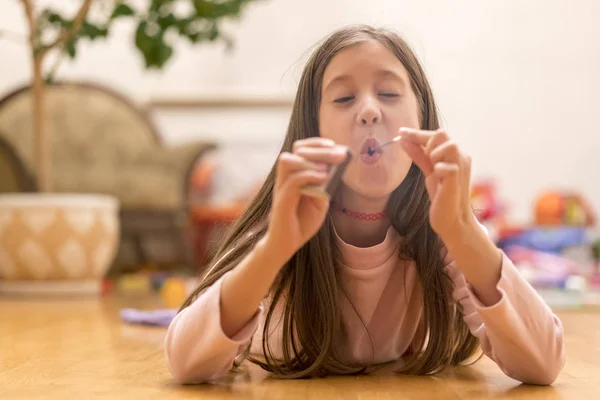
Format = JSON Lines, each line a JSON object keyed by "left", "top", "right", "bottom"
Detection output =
{"left": 0, "top": 0, "right": 598, "bottom": 310}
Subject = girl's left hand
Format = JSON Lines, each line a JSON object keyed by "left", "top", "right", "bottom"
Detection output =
{"left": 398, "top": 127, "right": 475, "bottom": 240}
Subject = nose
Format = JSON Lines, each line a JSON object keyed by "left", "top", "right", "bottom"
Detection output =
{"left": 356, "top": 97, "right": 382, "bottom": 126}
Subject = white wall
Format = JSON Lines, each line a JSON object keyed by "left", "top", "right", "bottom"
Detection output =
{"left": 1, "top": 0, "right": 599, "bottom": 223}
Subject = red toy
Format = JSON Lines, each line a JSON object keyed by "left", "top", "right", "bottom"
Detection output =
{"left": 535, "top": 191, "right": 596, "bottom": 227}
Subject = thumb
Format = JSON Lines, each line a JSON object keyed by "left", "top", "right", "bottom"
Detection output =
{"left": 306, "top": 193, "right": 331, "bottom": 214}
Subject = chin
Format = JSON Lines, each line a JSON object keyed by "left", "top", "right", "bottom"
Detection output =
{"left": 344, "top": 181, "right": 398, "bottom": 200}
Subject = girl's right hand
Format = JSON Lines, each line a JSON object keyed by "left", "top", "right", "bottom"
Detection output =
{"left": 264, "top": 138, "right": 348, "bottom": 262}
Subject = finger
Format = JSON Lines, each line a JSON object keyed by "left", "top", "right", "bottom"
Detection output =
{"left": 429, "top": 140, "right": 461, "bottom": 165}
{"left": 294, "top": 145, "right": 348, "bottom": 165}
{"left": 306, "top": 192, "right": 331, "bottom": 214}
{"left": 276, "top": 152, "right": 329, "bottom": 190}
{"left": 399, "top": 127, "right": 438, "bottom": 147}
{"left": 425, "top": 174, "right": 438, "bottom": 199}
{"left": 433, "top": 162, "right": 460, "bottom": 179}
{"left": 463, "top": 154, "right": 472, "bottom": 204}
{"left": 280, "top": 152, "right": 330, "bottom": 173}
{"left": 424, "top": 130, "right": 450, "bottom": 157}
{"left": 433, "top": 163, "right": 460, "bottom": 201}
{"left": 292, "top": 137, "right": 335, "bottom": 152}
{"left": 281, "top": 170, "right": 329, "bottom": 201}
{"left": 399, "top": 137, "right": 434, "bottom": 176}
{"left": 432, "top": 163, "right": 460, "bottom": 211}
{"left": 433, "top": 163, "right": 459, "bottom": 208}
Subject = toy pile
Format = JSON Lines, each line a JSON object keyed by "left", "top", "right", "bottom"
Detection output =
{"left": 471, "top": 181, "right": 600, "bottom": 308}
{"left": 102, "top": 266, "right": 198, "bottom": 327}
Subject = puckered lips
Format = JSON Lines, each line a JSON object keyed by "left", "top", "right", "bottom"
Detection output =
{"left": 360, "top": 138, "right": 382, "bottom": 164}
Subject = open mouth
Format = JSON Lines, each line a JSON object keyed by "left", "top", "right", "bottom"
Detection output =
{"left": 360, "top": 138, "right": 382, "bottom": 164}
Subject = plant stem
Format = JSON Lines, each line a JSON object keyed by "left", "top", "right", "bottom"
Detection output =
{"left": 46, "top": 47, "right": 65, "bottom": 83}
{"left": 20, "top": 0, "right": 95, "bottom": 193}
{"left": 32, "top": 53, "right": 50, "bottom": 192}
{"left": 39, "top": 0, "right": 94, "bottom": 57}
{"left": 20, "top": 0, "right": 52, "bottom": 192}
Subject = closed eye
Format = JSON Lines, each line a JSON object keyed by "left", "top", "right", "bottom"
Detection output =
{"left": 334, "top": 96, "right": 354, "bottom": 103}
{"left": 380, "top": 93, "right": 399, "bottom": 98}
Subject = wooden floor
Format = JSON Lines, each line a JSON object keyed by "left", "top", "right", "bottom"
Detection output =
{"left": 0, "top": 295, "right": 597, "bottom": 399}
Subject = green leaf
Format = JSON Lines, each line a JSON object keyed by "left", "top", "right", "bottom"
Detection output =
{"left": 135, "top": 21, "right": 153, "bottom": 52}
{"left": 150, "top": 0, "right": 175, "bottom": 12}
{"left": 46, "top": 11, "right": 65, "bottom": 25}
{"left": 135, "top": 21, "right": 174, "bottom": 69}
{"left": 185, "top": 32, "right": 201, "bottom": 43}
{"left": 110, "top": 3, "right": 135, "bottom": 19}
{"left": 44, "top": 73, "right": 55, "bottom": 85}
{"left": 65, "top": 39, "right": 77, "bottom": 58}
{"left": 175, "top": 17, "right": 195, "bottom": 36}
{"left": 80, "top": 21, "right": 108, "bottom": 40}
{"left": 199, "top": 0, "right": 253, "bottom": 20}
{"left": 128, "top": 0, "right": 258, "bottom": 69}
{"left": 142, "top": 40, "right": 173, "bottom": 69}
{"left": 208, "top": 22, "right": 219, "bottom": 41}
{"left": 157, "top": 12, "right": 179, "bottom": 30}
{"left": 221, "top": 33, "right": 235, "bottom": 51}
{"left": 154, "top": 41, "right": 173, "bottom": 68}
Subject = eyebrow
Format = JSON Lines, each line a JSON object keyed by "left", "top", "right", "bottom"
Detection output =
{"left": 322, "top": 75, "right": 351, "bottom": 92}
{"left": 376, "top": 69, "right": 406, "bottom": 84}
{"left": 323, "top": 69, "right": 406, "bottom": 92}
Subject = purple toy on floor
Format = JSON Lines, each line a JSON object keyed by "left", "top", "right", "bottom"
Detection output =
{"left": 120, "top": 308, "right": 177, "bottom": 327}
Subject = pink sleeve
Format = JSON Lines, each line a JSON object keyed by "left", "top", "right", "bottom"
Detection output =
{"left": 445, "top": 251, "right": 566, "bottom": 385}
{"left": 164, "top": 271, "right": 263, "bottom": 383}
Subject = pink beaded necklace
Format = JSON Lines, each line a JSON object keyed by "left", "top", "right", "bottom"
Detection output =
{"left": 329, "top": 201, "right": 387, "bottom": 221}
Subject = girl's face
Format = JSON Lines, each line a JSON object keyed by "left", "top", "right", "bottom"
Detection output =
{"left": 319, "top": 40, "right": 420, "bottom": 200}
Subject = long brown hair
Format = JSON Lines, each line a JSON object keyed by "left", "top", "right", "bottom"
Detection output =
{"left": 181, "top": 24, "right": 481, "bottom": 378}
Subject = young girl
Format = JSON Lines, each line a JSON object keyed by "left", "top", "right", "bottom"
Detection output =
{"left": 165, "top": 24, "right": 565, "bottom": 385}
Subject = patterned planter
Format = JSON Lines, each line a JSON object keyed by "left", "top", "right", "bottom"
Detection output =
{"left": 0, "top": 193, "right": 120, "bottom": 295}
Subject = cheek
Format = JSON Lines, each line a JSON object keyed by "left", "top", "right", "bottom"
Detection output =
{"left": 318, "top": 106, "right": 332, "bottom": 140}
{"left": 406, "top": 96, "right": 422, "bottom": 128}
{"left": 388, "top": 100, "right": 420, "bottom": 130}
{"left": 387, "top": 147, "right": 413, "bottom": 179}
{"left": 318, "top": 107, "right": 351, "bottom": 143}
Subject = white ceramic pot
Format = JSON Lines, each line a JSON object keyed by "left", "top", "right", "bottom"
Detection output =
{"left": 0, "top": 193, "right": 120, "bottom": 295}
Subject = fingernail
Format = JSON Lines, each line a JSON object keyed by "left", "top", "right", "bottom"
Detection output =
{"left": 334, "top": 146, "right": 348, "bottom": 156}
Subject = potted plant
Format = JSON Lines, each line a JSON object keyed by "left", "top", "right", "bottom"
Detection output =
{"left": 0, "top": 0, "right": 257, "bottom": 295}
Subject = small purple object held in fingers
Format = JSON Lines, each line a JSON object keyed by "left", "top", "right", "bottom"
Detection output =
{"left": 120, "top": 308, "right": 178, "bottom": 327}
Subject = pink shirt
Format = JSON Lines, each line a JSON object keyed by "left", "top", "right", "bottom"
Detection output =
{"left": 164, "top": 226, "right": 565, "bottom": 385}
